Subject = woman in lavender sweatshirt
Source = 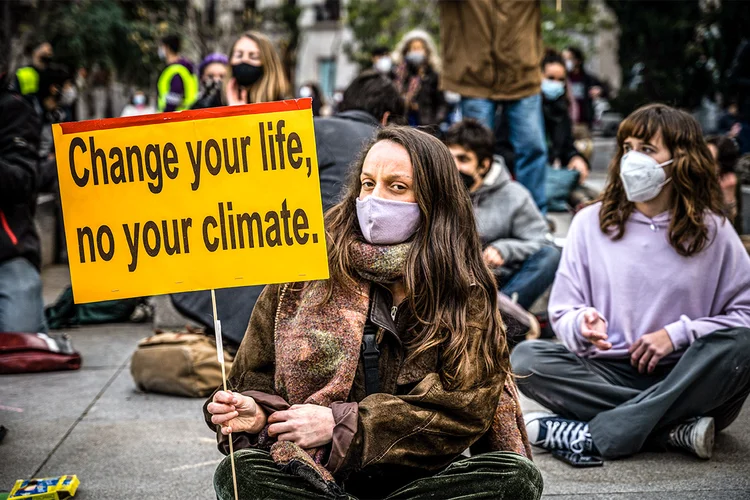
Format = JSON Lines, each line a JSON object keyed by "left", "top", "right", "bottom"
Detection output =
{"left": 512, "top": 104, "right": 750, "bottom": 462}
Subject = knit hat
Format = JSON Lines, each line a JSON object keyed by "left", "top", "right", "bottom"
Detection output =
{"left": 199, "top": 52, "right": 229, "bottom": 77}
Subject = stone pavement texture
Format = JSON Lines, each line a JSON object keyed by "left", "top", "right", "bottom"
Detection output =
{"left": 3, "top": 142, "right": 749, "bottom": 499}
{"left": 3, "top": 264, "right": 749, "bottom": 499}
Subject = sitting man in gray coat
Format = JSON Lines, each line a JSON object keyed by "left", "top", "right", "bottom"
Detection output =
{"left": 446, "top": 119, "right": 560, "bottom": 310}
{"left": 314, "top": 70, "right": 405, "bottom": 212}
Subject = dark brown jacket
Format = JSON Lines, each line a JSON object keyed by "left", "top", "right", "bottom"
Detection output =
{"left": 439, "top": 0, "right": 543, "bottom": 101}
{"left": 204, "top": 282, "right": 528, "bottom": 496}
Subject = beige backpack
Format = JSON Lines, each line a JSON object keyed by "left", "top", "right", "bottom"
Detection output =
{"left": 130, "top": 332, "right": 234, "bottom": 397}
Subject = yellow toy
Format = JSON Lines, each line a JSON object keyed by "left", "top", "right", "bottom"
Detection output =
{"left": 8, "top": 475, "right": 79, "bottom": 500}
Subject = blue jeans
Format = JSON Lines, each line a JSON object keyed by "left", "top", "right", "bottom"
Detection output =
{"left": 0, "top": 257, "right": 46, "bottom": 333}
{"left": 462, "top": 94, "right": 549, "bottom": 213}
{"left": 500, "top": 245, "right": 561, "bottom": 310}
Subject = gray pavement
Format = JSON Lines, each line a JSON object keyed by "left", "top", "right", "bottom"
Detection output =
{"left": 3, "top": 159, "right": 750, "bottom": 498}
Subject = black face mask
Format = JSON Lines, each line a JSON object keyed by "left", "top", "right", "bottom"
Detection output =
{"left": 459, "top": 171, "right": 476, "bottom": 191}
{"left": 40, "top": 55, "right": 53, "bottom": 65}
{"left": 232, "top": 63, "right": 263, "bottom": 87}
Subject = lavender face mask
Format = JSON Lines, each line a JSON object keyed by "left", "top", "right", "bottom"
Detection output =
{"left": 356, "top": 196, "right": 421, "bottom": 245}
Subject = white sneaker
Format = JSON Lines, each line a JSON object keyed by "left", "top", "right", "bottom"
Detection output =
{"left": 524, "top": 412, "right": 595, "bottom": 455}
{"left": 667, "top": 417, "right": 715, "bottom": 459}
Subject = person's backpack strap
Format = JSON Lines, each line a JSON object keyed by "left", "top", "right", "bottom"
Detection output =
{"left": 361, "top": 319, "right": 380, "bottom": 396}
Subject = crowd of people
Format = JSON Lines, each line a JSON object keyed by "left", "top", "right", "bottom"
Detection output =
{"left": 2, "top": 1, "right": 750, "bottom": 498}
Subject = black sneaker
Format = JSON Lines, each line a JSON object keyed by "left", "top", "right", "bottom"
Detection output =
{"left": 524, "top": 412, "right": 596, "bottom": 455}
{"left": 667, "top": 417, "right": 715, "bottom": 459}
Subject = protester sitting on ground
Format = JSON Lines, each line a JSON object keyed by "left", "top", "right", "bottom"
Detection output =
{"left": 121, "top": 90, "right": 156, "bottom": 117}
{"left": 445, "top": 119, "right": 560, "bottom": 311}
{"left": 541, "top": 50, "right": 597, "bottom": 212}
{"left": 440, "top": 0, "right": 549, "bottom": 213}
{"left": 156, "top": 34, "right": 197, "bottom": 112}
{"left": 392, "top": 30, "right": 446, "bottom": 128}
{"left": 370, "top": 45, "right": 394, "bottom": 78}
{"left": 314, "top": 71, "right": 404, "bottom": 211}
{"left": 0, "top": 70, "right": 45, "bottom": 333}
{"left": 706, "top": 135, "right": 742, "bottom": 232}
{"left": 512, "top": 104, "right": 750, "bottom": 463}
{"left": 205, "top": 127, "right": 542, "bottom": 500}
{"left": 192, "top": 52, "right": 228, "bottom": 110}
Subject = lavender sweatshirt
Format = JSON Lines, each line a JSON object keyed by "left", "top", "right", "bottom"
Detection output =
{"left": 549, "top": 202, "right": 750, "bottom": 359}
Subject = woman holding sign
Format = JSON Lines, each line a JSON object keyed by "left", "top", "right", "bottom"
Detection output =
{"left": 204, "top": 127, "right": 542, "bottom": 499}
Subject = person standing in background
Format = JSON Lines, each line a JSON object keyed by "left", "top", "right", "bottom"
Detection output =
{"left": 192, "top": 52, "right": 228, "bottom": 110}
{"left": 562, "top": 46, "right": 602, "bottom": 131}
{"left": 370, "top": 46, "right": 395, "bottom": 79}
{"left": 12, "top": 41, "right": 53, "bottom": 106}
{"left": 393, "top": 30, "right": 447, "bottom": 128}
{"left": 440, "top": 0, "right": 549, "bottom": 213}
{"left": 728, "top": 38, "right": 750, "bottom": 154}
{"left": 156, "top": 34, "right": 198, "bottom": 112}
{"left": 223, "top": 31, "right": 290, "bottom": 106}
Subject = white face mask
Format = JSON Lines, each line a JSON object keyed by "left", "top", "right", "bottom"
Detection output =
{"left": 619, "top": 150, "right": 674, "bottom": 203}
{"left": 374, "top": 57, "right": 393, "bottom": 74}
{"left": 565, "top": 59, "right": 575, "bottom": 73}
{"left": 158, "top": 46, "right": 167, "bottom": 61}
{"left": 298, "top": 86, "right": 313, "bottom": 98}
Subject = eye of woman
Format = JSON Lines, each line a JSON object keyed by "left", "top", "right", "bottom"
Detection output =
{"left": 361, "top": 179, "right": 375, "bottom": 189}
{"left": 623, "top": 143, "right": 633, "bottom": 152}
{"left": 392, "top": 183, "right": 407, "bottom": 192}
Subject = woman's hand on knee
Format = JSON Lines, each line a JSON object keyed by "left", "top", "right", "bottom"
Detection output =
{"left": 208, "top": 391, "right": 267, "bottom": 435}
{"left": 267, "top": 404, "right": 335, "bottom": 449}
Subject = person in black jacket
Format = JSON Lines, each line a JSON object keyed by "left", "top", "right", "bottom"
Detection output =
{"left": 541, "top": 51, "right": 596, "bottom": 212}
{"left": 392, "top": 30, "right": 446, "bottom": 128}
{"left": 0, "top": 71, "right": 45, "bottom": 333}
{"left": 314, "top": 71, "right": 405, "bottom": 211}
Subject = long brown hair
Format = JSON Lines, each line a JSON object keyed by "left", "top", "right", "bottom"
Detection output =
{"left": 324, "top": 127, "right": 508, "bottom": 390}
{"left": 226, "top": 31, "right": 290, "bottom": 103}
{"left": 599, "top": 104, "right": 724, "bottom": 257}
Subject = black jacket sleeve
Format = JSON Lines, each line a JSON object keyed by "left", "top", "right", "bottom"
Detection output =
{"left": 0, "top": 90, "right": 40, "bottom": 207}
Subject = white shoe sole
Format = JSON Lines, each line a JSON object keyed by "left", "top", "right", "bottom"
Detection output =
{"left": 692, "top": 416, "right": 715, "bottom": 460}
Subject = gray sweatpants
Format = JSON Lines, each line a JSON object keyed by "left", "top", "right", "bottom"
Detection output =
{"left": 511, "top": 328, "right": 750, "bottom": 459}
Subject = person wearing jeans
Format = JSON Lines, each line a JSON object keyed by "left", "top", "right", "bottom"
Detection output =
{"left": 0, "top": 71, "right": 45, "bottom": 334}
{"left": 440, "top": 0, "right": 548, "bottom": 213}
{"left": 445, "top": 120, "right": 559, "bottom": 311}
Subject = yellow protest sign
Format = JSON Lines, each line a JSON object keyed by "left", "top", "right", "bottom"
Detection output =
{"left": 52, "top": 99, "right": 328, "bottom": 303}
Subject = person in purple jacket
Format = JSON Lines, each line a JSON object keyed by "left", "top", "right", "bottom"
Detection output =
{"left": 512, "top": 103, "right": 750, "bottom": 463}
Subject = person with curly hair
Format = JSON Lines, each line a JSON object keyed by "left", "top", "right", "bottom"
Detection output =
{"left": 512, "top": 104, "right": 750, "bottom": 463}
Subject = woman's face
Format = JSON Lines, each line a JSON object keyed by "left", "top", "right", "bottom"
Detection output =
{"left": 543, "top": 62, "right": 566, "bottom": 82}
{"left": 623, "top": 130, "right": 672, "bottom": 167}
{"left": 231, "top": 37, "right": 262, "bottom": 66}
{"left": 407, "top": 39, "right": 427, "bottom": 56}
{"left": 359, "top": 141, "right": 416, "bottom": 203}
{"left": 203, "top": 62, "right": 227, "bottom": 84}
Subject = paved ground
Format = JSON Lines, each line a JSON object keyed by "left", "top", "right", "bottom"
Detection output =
{"left": 3, "top": 140, "right": 749, "bottom": 498}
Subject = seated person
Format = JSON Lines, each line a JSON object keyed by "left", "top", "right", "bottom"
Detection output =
{"left": 541, "top": 50, "right": 596, "bottom": 212}
{"left": 205, "top": 127, "right": 542, "bottom": 500}
{"left": 445, "top": 119, "right": 560, "bottom": 311}
{"left": 0, "top": 71, "right": 45, "bottom": 334}
{"left": 314, "top": 70, "right": 404, "bottom": 212}
{"left": 512, "top": 104, "right": 750, "bottom": 462}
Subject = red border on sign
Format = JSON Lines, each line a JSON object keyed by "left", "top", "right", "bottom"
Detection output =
{"left": 59, "top": 98, "right": 312, "bottom": 135}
